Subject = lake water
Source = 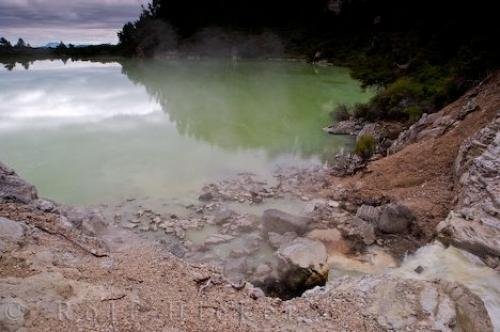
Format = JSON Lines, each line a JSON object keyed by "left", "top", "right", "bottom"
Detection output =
{"left": 0, "top": 59, "right": 372, "bottom": 205}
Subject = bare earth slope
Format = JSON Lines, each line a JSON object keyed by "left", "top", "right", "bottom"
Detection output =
{"left": 335, "top": 72, "right": 500, "bottom": 242}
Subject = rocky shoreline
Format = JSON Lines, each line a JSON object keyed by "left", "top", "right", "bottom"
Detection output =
{"left": 1, "top": 71, "right": 499, "bottom": 331}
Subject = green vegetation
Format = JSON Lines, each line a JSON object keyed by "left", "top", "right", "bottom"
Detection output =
{"left": 346, "top": 61, "right": 469, "bottom": 122}
{"left": 354, "top": 135, "right": 376, "bottom": 159}
{"left": 330, "top": 104, "right": 351, "bottom": 122}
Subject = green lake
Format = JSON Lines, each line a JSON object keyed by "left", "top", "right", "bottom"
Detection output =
{"left": 0, "top": 59, "right": 372, "bottom": 205}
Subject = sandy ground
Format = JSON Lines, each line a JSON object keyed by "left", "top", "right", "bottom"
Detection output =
{"left": 1, "top": 211, "right": 383, "bottom": 331}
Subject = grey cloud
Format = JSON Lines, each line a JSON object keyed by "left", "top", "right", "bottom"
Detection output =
{"left": 0, "top": 0, "right": 147, "bottom": 45}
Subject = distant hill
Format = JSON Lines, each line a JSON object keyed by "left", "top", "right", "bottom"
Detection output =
{"left": 44, "top": 42, "right": 60, "bottom": 48}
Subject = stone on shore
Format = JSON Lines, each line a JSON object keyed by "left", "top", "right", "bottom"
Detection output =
{"left": 339, "top": 216, "right": 376, "bottom": 246}
{"left": 267, "top": 231, "right": 297, "bottom": 249}
{"left": 377, "top": 203, "right": 415, "bottom": 234}
{"left": 356, "top": 204, "right": 381, "bottom": 224}
{"left": 276, "top": 237, "right": 328, "bottom": 293}
{"left": 261, "top": 209, "right": 311, "bottom": 236}
{"left": 0, "top": 161, "right": 38, "bottom": 204}
{"left": 0, "top": 217, "right": 25, "bottom": 250}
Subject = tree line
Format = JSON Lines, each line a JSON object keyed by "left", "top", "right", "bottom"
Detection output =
{"left": 0, "top": 37, "right": 31, "bottom": 48}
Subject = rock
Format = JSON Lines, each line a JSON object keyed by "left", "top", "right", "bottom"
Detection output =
{"left": 457, "top": 99, "right": 479, "bottom": 120}
{"left": 339, "top": 217, "right": 376, "bottom": 246}
{"left": 305, "top": 275, "right": 492, "bottom": 332}
{"left": 439, "top": 280, "right": 494, "bottom": 332}
{"left": 324, "top": 119, "right": 363, "bottom": 136}
{"left": 389, "top": 96, "right": 482, "bottom": 155}
{"left": 328, "top": 200, "right": 340, "bottom": 208}
{"left": 278, "top": 238, "right": 327, "bottom": 270}
{"left": 0, "top": 161, "right": 38, "bottom": 204}
{"left": 330, "top": 153, "right": 366, "bottom": 177}
{"left": 267, "top": 232, "right": 297, "bottom": 249}
{"left": 213, "top": 208, "right": 235, "bottom": 225}
{"left": 59, "top": 206, "right": 106, "bottom": 232}
{"left": 0, "top": 217, "right": 25, "bottom": 246}
{"left": 203, "top": 233, "right": 234, "bottom": 246}
{"left": 191, "top": 271, "right": 210, "bottom": 284}
{"left": 34, "top": 199, "right": 56, "bottom": 212}
{"left": 232, "top": 216, "right": 258, "bottom": 232}
{"left": 229, "top": 247, "right": 251, "bottom": 258}
{"left": 123, "top": 221, "right": 138, "bottom": 229}
{"left": 377, "top": 203, "right": 415, "bottom": 234}
{"left": 167, "top": 243, "right": 187, "bottom": 258}
{"left": 254, "top": 263, "right": 272, "bottom": 276}
{"left": 355, "top": 205, "right": 381, "bottom": 224}
{"left": 357, "top": 123, "right": 380, "bottom": 141}
{"left": 306, "top": 228, "right": 350, "bottom": 255}
{"left": 198, "top": 192, "right": 214, "bottom": 202}
{"left": 248, "top": 286, "right": 265, "bottom": 300}
{"left": 304, "top": 199, "right": 328, "bottom": 213}
{"left": 276, "top": 237, "right": 328, "bottom": 293}
{"left": 437, "top": 212, "right": 500, "bottom": 267}
{"left": 414, "top": 265, "right": 424, "bottom": 274}
{"left": 438, "top": 116, "right": 500, "bottom": 266}
{"left": 261, "top": 209, "right": 311, "bottom": 236}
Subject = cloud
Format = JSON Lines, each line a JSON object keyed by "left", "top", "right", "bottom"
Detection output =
{"left": 0, "top": 0, "right": 148, "bottom": 45}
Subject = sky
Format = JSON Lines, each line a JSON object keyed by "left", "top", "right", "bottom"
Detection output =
{"left": 0, "top": 0, "right": 148, "bottom": 46}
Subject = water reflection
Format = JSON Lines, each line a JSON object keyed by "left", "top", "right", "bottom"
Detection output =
{"left": 120, "top": 59, "right": 371, "bottom": 158}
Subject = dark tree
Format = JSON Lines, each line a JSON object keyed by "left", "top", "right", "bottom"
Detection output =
{"left": 0, "top": 37, "right": 12, "bottom": 48}
{"left": 15, "top": 38, "right": 26, "bottom": 48}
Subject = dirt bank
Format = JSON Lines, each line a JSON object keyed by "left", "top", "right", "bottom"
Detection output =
{"left": 329, "top": 71, "right": 500, "bottom": 242}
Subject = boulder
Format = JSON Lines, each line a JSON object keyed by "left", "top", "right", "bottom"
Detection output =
{"left": 323, "top": 119, "right": 363, "bottom": 136}
{"left": 303, "top": 275, "right": 493, "bottom": 332}
{"left": 339, "top": 216, "right": 376, "bottom": 246}
{"left": 203, "top": 233, "right": 234, "bottom": 246}
{"left": 0, "top": 217, "right": 25, "bottom": 247}
{"left": 377, "top": 203, "right": 415, "bottom": 234}
{"left": 306, "top": 228, "right": 350, "bottom": 255}
{"left": 267, "top": 231, "right": 297, "bottom": 249}
{"left": 278, "top": 237, "right": 327, "bottom": 271}
{"left": 438, "top": 116, "right": 500, "bottom": 266}
{"left": 198, "top": 192, "right": 214, "bottom": 202}
{"left": 261, "top": 209, "right": 311, "bottom": 236}
{"left": 276, "top": 237, "right": 329, "bottom": 295}
{"left": 213, "top": 208, "right": 236, "bottom": 225}
{"left": 437, "top": 212, "right": 500, "bottom": 268}
{"left": 0, "top": 161, "right": 38, "bottom": 204}
{"left": 34, "top": 199, "right": 56, "bottom": 212}
{"left": 356, "top": 205, "right": 381, "bottom": 224}
{"left": 329, "top": 153, "right": 366, "bottom": 177}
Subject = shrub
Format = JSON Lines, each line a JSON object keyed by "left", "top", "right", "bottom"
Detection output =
{"left": 331, "top": 104, "right": 351, "bottom": 122}
{"left": 405, "top": 106, "right": 423, "bottom": 123}
{"left": 355, "top": 134, "right": 376, "bottom": 159}
{"left": 352, "top": 103, "right": 371, "bottom": 120}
